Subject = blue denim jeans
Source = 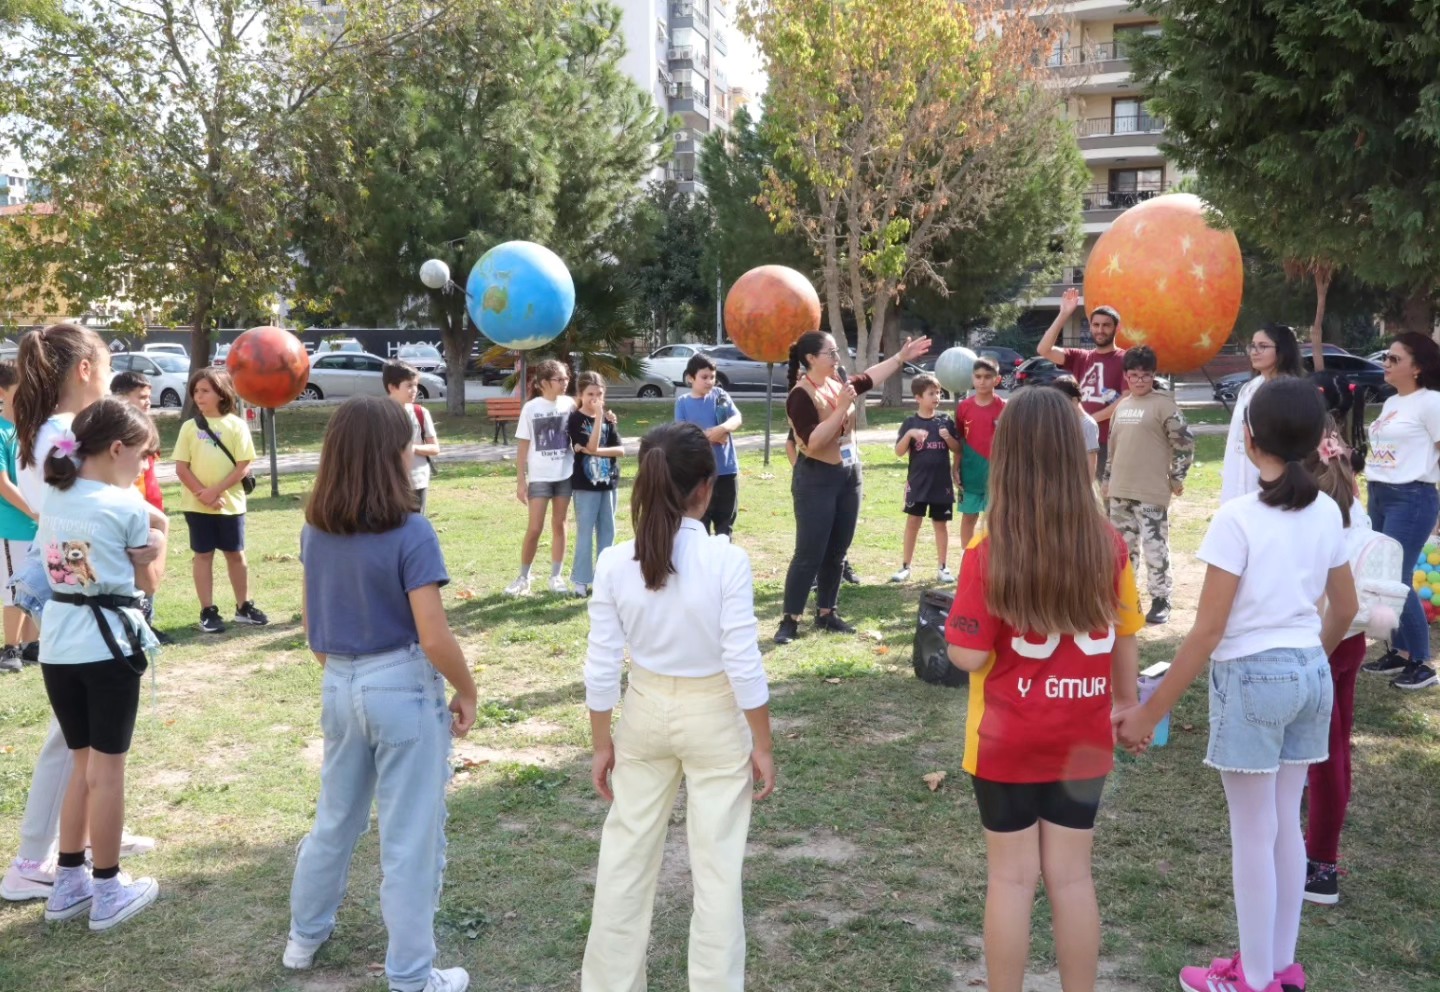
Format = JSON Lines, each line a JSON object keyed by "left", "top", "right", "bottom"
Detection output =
{"left": 572, "top": 488, "right": 617, "bottom": 586}
{"left": 1206, "top": 646, "right": 1332, "bottom": 773}
{"left": 1367, "top": 480, "right": 1440, "bottom": 662}
{"left": 289, "top": 644, "right": 452, "bottom": 992}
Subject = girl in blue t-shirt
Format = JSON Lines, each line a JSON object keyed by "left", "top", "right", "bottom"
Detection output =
{"left": 286, "top": 396, "right": 477, "bottom": 992}
{"left": 36, "top": 398, "right": 164, "bottom": 930}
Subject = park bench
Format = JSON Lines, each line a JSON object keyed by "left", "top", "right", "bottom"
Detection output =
{"left": 485, "top": 397, "right": 523, "bottom": 445}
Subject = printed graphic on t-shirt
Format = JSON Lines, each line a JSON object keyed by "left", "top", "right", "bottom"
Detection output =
{"left": 575, "top": 419, "right": 615, "bottom": 486}
{"left": 1369, "top": 410, "right": 1399, "bottom": 468}
{"left": 532, "top": 414, "right": 569, "bottom": 457}
{"left": 46, "top": 539, "right": 100, "bottom": 588}
{"left": 1076, "top": 363, "right": 1118, "bottom": 410}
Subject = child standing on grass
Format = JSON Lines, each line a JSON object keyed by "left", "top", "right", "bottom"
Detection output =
{"left": 890, "top": 373, "right": 959, "bottom": 584}
{"left": 945, "top": 387, "right": 1142, "bottom": 992}
{"left": 955, "top": 357, "right": 1005, "bottom": 548}
{"left": 568, "top": 372, "right": 624, "bottom": 598}
{"left": 673, "top": 354, "right": 742, "bottom": 536}
{"left": 1103, "top": 346, "right": 1194, "bottom": 626}
{"left": 172, "top": 368, "right": 268, "bottom": 634}
{"left": 37, "top": 398, "right": 164, "bottom": 930}
{"left": 286, "top": 396, "right": 477, "bottom": 992}
{"left": 507, "top": 359, "right": 576, "bottom": 597}
{"left": 582, "top": 422, "right": 774, "bottom": 991}
{"left": 110, "top": 372, "right": 164, "bottom": 513}
{"left": 384, "top": 360, "right": 440, "bottom": 515}
{"left": 1117, "top": 377, "right": 1357, "bottom": 992}
{"left": 0, "top": 360, "right": 38, "bottom": 674}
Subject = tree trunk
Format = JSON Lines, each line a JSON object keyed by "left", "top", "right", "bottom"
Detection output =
{"left": 846, "top": 243, "right": 873, "bottom": 430}
{"left": 822, "top": 235, "right": 849, "bottom": 359}
{"left": 184, "top": 280, "right": 217, "bottom": 420}
{"left": 1400, "top": 287, "right": 1436, "bottom": 339}
{"left": 1310, "top": 266, "right": 1332, "bottom": 371}
{"left": 436, "top": 295, "right": 471, "bottom": 416}
{"left": 876, "top": 294, "right": 904, "bottom": 408}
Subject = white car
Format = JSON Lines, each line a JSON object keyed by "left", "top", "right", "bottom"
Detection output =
{"left": 141, "top": 342, "right": 189, "bottom": 362}
{"left": 642, "top": 343, "right": 713, "bottom": 386}
{"left": 395, "top": 343, "right": 445, "bottom": 375}
{"left": 313, "top": 337, "right": 365, "bottom": 355}
{"left": 110, "top": 352, "right": 191, "bottom": 408}
{"left": 304, "top": 351, "right": 446, "bottom": 400}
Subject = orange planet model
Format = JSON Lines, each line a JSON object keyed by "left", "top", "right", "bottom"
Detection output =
{"left": 226, "top": 326, "right": 311, "bottom": 408}
{"left": 723, "top": 265, "right": 821, "bottom": 364}
{"left": 1083, "top": 193, "right": 1243, "bottom": 374}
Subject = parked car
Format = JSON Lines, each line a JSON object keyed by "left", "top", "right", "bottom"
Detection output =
{"left": 1305, "top": 351, "right": 1394, "bottom": 404}
{"left": 395, "top": 343, "right": 445, "bottom": 375}
{"left": 304, "top": 351, "right": 445, "bottom": 400}
{"left": 643, "top": 343, "right": 714, "bottom": 386}
{"left": 1213, "top": 370, "right": 1252, "bottom": 403}
{"left": 572, "top": 353, "right": 674, "bottom": 399}
{"left": 212, "top": 343, "right": 231, "bottom": 366}
{"left": 1010, "top": 357, "right": 1065, "bottom": 389}
{"left": 110, "top": 352, "right": 190, "bottom": 408}
{"left": 141, "top": 342, "right": 189, "bottom": 362}
{"left": 1365, "top": 350, "right": 1387, "bottom": 365}
{"left": 313, "top": 337, "right": 365, "bottom": 355}
{"left": 706, "top": 344, "right": 789, "bottom": 392}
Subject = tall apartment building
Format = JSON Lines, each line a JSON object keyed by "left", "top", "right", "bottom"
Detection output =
{"left": 1030, "top": 1, "right": 1181, "bottom": 344}
{"left": 617, "top": 0, "right": 736, "bottom": 194}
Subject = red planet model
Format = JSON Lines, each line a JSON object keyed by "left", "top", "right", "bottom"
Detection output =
{"left": 225, "top": 325, "right": 310, "bottom": 408}
{"left": 723, "top": 265, "right": 821, "bottom": 364}
{"left": 1083, "top": 193, "right": 1243, "bottom": 374}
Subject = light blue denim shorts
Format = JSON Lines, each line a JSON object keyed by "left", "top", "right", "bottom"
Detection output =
{"left": 1206, "top": 646, "right": 1333, "bottom": 773}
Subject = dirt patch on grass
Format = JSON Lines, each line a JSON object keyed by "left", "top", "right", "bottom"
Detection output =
{"left": 948, "top": 959, "right": 1148, "bottom": 991}
{"left": 512, "top": 718, "right": 567, "bottom": 739}
{"left": 772, "top": 833, "right": 860, "bottom": 865}
{"left": 301, "top": 737, "right": 325, "bottom": 770}
{"left": 451, "top": 741, "right": 582, "bottom": 767}
{"left": 148, "top": 768, "right": 193, "bottom": 790}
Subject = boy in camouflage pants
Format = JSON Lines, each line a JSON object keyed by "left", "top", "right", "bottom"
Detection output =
{"left": 1103, "top": 346, "right": 1194, "bottom": 625}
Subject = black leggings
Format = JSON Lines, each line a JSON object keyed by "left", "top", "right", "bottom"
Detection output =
{"left": 782, "top": 457, "right": 862, "bottom": 616}
{"left": 702, "top": 474, "right": 739, "bottom": 537}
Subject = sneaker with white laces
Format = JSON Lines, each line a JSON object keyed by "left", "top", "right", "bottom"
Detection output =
{"left": 0, "top": 645, "right": 21, "bottom": 674}
{"left": 937, "top": 566, "right": 955, "bottom": 584}
{"left": 399, "top": 967, "right": 470, "bottom": 992}
{"left": 89, "top": 873, "right": 159, "bottom": 930}
{"left": 198, "top": 605, "right": 226, "bottom": 634}
{"left": 43, "top": 864, "right": 93, "bottom": 921}
{"left": 234, "top": 600, "right": 270, "bottom": 626}
{"left": 889, "top": 567, "right": 911, "bottom": 583}
{"left": 283, "top": 934, "right": 327, "bottom": 970}
{"left": 504, "top": 575, "right": 531, "bottom": 597}
{"left": 2, "top": 857, "right": 55, "bottom": 901}
{"left": 548, "top": 574, "right": 568, "bottom": 594}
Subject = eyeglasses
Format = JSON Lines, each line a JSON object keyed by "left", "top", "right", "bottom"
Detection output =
{"left": 1381, "top": 353, "right": 1404, "bottom": 365}
{"left": 1125, "top": 370, "right": 1154, "bottom": 380}
{"left": 1246, "top": 342, "right": 1276, "bottom": 353}
{"left": 819, "top": 348, "right": 841, "bottom": 358}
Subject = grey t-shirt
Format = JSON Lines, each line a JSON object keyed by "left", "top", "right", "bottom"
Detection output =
{"left": 300, "top": 514, "right": 449, "bottom": 656}
{"left": 1081, "top": 412, "right": 1100, "bottom": 452}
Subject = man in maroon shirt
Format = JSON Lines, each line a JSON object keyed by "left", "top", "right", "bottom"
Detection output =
{"left": 1036, "top": 287, "right": 1127, "bottom": 479}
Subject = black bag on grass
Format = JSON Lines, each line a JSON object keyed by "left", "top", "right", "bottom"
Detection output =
{"left": 912, "top": 588, "right": 966, "bottom": 688}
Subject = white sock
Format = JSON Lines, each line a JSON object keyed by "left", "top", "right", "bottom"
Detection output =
{"left": 1221, "top": 770, "right": 1279, "bottom": 989}
{"left": 551, "top": 562, "right": 563, "bottom": 578}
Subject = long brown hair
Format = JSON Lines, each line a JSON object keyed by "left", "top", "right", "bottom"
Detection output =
{"left": 529, "top": 359, "right": 567, "bottom": 399}
{"left": 306, "top": 396, "right": 418, "bottom": 534}
{"left": 985, "top": 388, "right": 1118, "bottom": 633}
{"left": 45, "top": 397, "right": 157, "bottom": 492}
{"left": 188, "top": 367, "right": 239, "bottom": 416}
{"left": 15, "top": 323, "right": 107, "bottom": 468}
{"left": 632, "top": 422, "right": 715, "bottom": 590}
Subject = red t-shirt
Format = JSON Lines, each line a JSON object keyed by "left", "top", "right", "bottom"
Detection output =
{"left": 944, "top": 532, "right": 1143, "bottom": 783}
{"left": 1061, "top": 348, "right": 1127, "bottom": 444}
{"left": 134, "top": 456, "right": 164, "bottom": 512}
{"left": 956, "top": 395, "right": 1005, "bottom": 461}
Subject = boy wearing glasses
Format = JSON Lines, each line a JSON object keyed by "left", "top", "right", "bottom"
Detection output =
{"left": 1103, "top": 346, "right": 1193, "bottom": 625}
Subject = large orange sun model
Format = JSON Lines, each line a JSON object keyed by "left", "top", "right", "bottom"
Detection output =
{"left": 723, "top": 265, "right": 822, "bottom": 364}
{"left": 1083, "top": 193, "right": 1244, "bottom": 374}
{"left": 225, "top": 325, "right": 311, "bottom": 408}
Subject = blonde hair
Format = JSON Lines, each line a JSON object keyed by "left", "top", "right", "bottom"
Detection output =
{"left": 984, "top": 388, "right": 1118, "bottom": 633}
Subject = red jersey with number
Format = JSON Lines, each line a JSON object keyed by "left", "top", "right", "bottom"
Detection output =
{"left": 945, "top": 533, "right": 1143, "bottom": 782}
{"left": 956, "top": 395, "right": 1005, "bottom": 461}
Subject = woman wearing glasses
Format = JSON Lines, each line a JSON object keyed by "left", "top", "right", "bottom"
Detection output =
{"left": 1221, "top": 323, "right": 1303, "bottom": 504}
{"left": 1359, "top": 333, "right": 1440, "bottom": 691}
{"left": 774, "top": 331, "right": 929, "bottom": 644}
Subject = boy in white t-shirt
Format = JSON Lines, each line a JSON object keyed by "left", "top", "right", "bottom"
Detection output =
{"left": 382, "top": 361, "right": 440, "bottom": 516}
{"left": 507, "top": 359, "right": 578, "bottom": 596}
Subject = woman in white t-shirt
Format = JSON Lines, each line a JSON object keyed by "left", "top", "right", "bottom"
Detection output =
{"left": 1360, "top": 332, "right": 1440, "bottom": 690}
{"left": 505, "top": 359, "right": 577, "bottom": 596}
{"left": 1118, "top": 377, "right": 1357, "bottom": 992}
{"left": 1221, "top": 322, "right": 1304, "bottom": 504}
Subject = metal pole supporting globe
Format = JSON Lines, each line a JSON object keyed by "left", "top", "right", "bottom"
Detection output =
{"left": 225, "top": 326, "right": 311, "bottom": 408}
{"left": 934, "top": 346, "right": 977, "bottom": 395}
{"left": 419, "top": 258, "right": 451, "bottom": 291}
{"left": 465, "top": 241, "right": 575, "bottom": 350}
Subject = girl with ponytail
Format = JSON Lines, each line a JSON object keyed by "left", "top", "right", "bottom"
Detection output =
{"left": 581, "top": 422, "right": 775, "bottom": 990}
{"left": 1117, "top": 377, "right": 1357, "bottom": 992}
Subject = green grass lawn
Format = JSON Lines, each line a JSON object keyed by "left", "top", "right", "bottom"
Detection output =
{"left": 0, "top": 435, "right": 1436, "bottom": 991}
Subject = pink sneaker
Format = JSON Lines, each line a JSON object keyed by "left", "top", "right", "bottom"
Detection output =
{"left": 1, "top": 857, "right": 56, "bottom": 902}
{"left": 1180, "top": 955, "right": 1282, "bottom": 992}
{"left": 1205, "top": 954, "right": 1305, "bottom": 992}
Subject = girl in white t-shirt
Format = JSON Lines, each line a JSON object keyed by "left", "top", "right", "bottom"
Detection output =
{"left": 1359, "top": 332, "right": 1440, "bottom": 690}
{"left": 1221, "top": 323, "right": 1304, "bottom": 504}
{"left": 1118, "top": 377, "right": 1357, "bottom": 992}
{"left": 505, "top": 359, "right": 577, "bottom": 596}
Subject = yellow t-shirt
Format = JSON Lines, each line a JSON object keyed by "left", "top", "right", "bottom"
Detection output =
{"left": 172, "top": 414, "right": 256, "bottom": 515}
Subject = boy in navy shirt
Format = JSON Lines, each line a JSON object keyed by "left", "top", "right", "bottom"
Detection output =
{"left": 674, "top": 354, "right": 743, "bottom": 535}
{"left": 891, "top": 374, "right": 960, "bottom": 584}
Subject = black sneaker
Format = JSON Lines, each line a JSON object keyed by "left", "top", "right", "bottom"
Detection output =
{"left": 151, "top": 627, "right": 174, "bottom": 646}
{"left": 234, "top": 601, "right": 270, "bottom": 626}
{"left": 19, "top": 640, "right": 38, "bottom": 665}
{"left": 0, "top": 646, "right": 21, "bottom": 674}
{"left": 774, "top": 616, "right": 800, "bottom": 645}
{"left": 198, "top": 606, "right": 226, "bottom": 634}
{"left": 815, "top": 611, "right": 856, "bottom": 634}
{"left": 1390, "top": 663, "right": 1438, "bottom": 691}
{"left": 1303, "top": 859, "right": 1339, "bottom": 905}
{"left": 1362, "top": 649, "right": 1409, "bottom": 676}
{"left": 841, "top": 561, "right": 861, "bottom": 585}
{"left": 1145, "top": 597, "right": 1170, "bottom": 625}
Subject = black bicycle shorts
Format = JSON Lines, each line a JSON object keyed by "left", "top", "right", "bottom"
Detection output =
{"left": 971, "top": 775, "right": 1107, "bottom": 833}
{"left": 903, "top": 500, "right": 953, "bottom": 522}
{"left": 42, "top": 657, "right": 146, "bottom": 755}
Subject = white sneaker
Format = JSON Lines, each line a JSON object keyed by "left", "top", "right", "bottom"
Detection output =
{"left": 89, "top": 873, "right": 158, "bottom": 930}
{"left": 402, "top": 967, "right": 469, "bottom": 992}
{"left": 889, "top": 567, "right": 911, "bottom": 583}
{"left": 548, "top": 574, "right": 568, "bottom": 594}
{"left": 504, "top": 575, "right": 531, "bottom": 597}
{"left": 283, "top": 935, "right": 326, "bottom": 969}
{"left": 2, "top": 857, "right": 55, "bottom": 901}
{"left": 572, "top": 582, "right": 588, "bottom": 598}
{"left": 44, "top": 864, "right": 93, "bottom": 922}
{"left": 937, "top": 567, "right": 955, "bottom": 584}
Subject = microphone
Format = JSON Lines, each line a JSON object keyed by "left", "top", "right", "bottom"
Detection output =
{"left": 836, "top": 364, "right": 849, "bottom": 385}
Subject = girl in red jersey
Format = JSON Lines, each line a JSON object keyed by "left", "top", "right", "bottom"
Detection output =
{"left": 945, "top": 387, "right": 1143, "bottom": 992}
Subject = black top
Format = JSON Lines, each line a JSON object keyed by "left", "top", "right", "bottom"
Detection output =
{"left": 568, "top": 412, "right": 622, "bottom": 491}
{"left": 898, "top": 413, "right": 956, "bottom": 505}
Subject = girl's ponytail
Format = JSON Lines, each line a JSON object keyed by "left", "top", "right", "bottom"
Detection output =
{"left": 631, "top": 422, "right": 717, "bottom": 590}
{"left": 786, "top": 342, "right": 802, "bottom": 389}
{"left": 1248, "top": 377, "right": 1325, "bottom": 512}
{"left": 44, "top": 446, "right": 80, "bottom": 491}
{"left": 1260, "top": 459, "right": 1321, "bottom": 513}
{"left": 42, "top": 397, "right": 156, "bottom": 493}
{"left": 16, "top": 324, "right": 106, "bottom": 469}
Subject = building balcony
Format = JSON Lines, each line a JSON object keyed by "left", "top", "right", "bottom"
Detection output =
{"left": 668, "top": 46, "right": 710, "bottom": 74}
{"left": 669, "top": 84, "right": 711, "bottom": 119}
{"left": 1080, "top": 182, "right": 1171, "bottom": 228}
{"left": 1046, "top": 41, "right": 1131, "bottom": 76}
{"left": 1028, "top": 1, "right": 1139, "bottom": 21}
{"left": 713, "top": 27, "right": 728, "bottom": 55}
{"left": 671, "top": 3, "right": 709, "bottom": 33}
{"left": 1074, "top": 115, "right": 1164, "bottom": 162}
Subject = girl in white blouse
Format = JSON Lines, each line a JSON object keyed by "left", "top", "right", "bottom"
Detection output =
{"left": 581, "top": 422, "right": 775, "bottom": 992}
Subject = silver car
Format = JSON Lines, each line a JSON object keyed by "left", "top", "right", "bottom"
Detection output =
{"left": 574, "top": 353, "right": 674, "bottom": 399}
{"left": 705, "top": 344, "right": 789, "bottom": 392}
{"left": 304, "top": 351, "right": 446, "bottom": 400}
{"left": 395, "top": 343, "right": 445, "bottom": 375}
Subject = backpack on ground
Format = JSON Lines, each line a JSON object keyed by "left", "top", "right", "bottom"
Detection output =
{"left": 912, "top": 588, "right": 967, "bottom": 688}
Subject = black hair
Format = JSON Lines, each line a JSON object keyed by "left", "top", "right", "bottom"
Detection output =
{"left": 110, "top": 370, "right": 151, "bottom": 396}
{"left": 786, "top": 331, "right": 829, "bottom": 389}
{"left": 0, "top": 360, "right": 16, "bottom": 390}
{"left": 684, "top": 353, "right": 717, "bottom": 381}
{"left": 1123, "top": 346, "right": 1157, "bottom": 372}
{"left": 1048, "top": 374, "right": 1082, "bottom": 402}
{"left": 972, "top": 357, "right": 1000, "bottom": 376}
{"left": 382, "top": 359, "right": 420, "bottom": 391}
{"left": 1393, "top": 332, "right": 1440, "bottom": 391}
{"left": 44, "top": 397, "right": 157, "bottom": 491}
{"left": 1257, "top": 323, "right": 1303, "bottom": 378}
{"left": 1247, "top": 377, "right": 1324, "bottom": 511}
{"left": 632, "top": 422, "right": 716, "bottom": 590}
